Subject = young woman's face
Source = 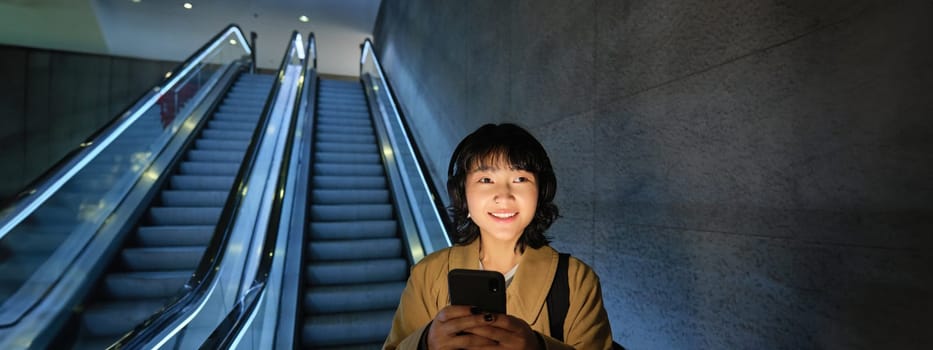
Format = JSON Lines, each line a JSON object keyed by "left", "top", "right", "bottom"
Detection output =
{"left": 464, "top": 158, "right": 539, "bottom": 245}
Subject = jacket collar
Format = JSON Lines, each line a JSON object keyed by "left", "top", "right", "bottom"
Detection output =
{"left": 447, "top": 239, "right": 558, "bottom": 325}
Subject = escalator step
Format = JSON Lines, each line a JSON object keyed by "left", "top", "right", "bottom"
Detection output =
{"left": 316, "top": 124, "right": 373, "bottom": 136}
{"left": 148, "top": 207, "right": 221, "bottom": 225}
{"left": 312, "top": 189, "right": 389, "bottom": 204}
{"left": 313, "top": 163, "right": 383, "bottom": 176}
{"left": 301, "top": 310, "right": 396, "bottom": 347}
{"left": 187, "top": 149, "right": 244, "bottom": 163}
{"left": 313, "top": 176, "right": 386, "bottom": 190}
{"left": 307, "top": 238, "right": 403, "bottom": 261}
{"left": 304, "top": 281, "right": 406, "bottom": 314}
{"left": 103, "top": 270, "right": 190, "bottom": 299}
{"left": 315, "top": 142, "right": 378, "bottom": 154}
{"left": 202, "top": 129, "right": 253, "bottom": 140}
{"left": 317, "top": 133, "right": 376, "bottom": 144}
{"left": 121, "top": 246, "right": 205, "bottom": 271}
{"left": 315, "top": 152, "right": 381, "bottom": 164}
{"left": 178, "top": 161, "right": 240, "bottom": 175}
{"left": 170, "top": 175, "right": 235, "bottom": 191}
{"left": 311, "top": 204, "right": 393, "bottom": 221}
{"left": 82, "top": 299, "right": 167, "bottom": 336}
{"left": 309, "top": 221, "right": 397, "bottom": 240}
{"left": 136, "top": 225, "right": 214, "bottom": 246}
{"left": 306, "top": 259, "right": 407, "bottom": 285}
{"left": 161, "top": 190, "right": 227, "bottom": 206}
{"left": 195, "top": 139, "right": 250, "bottom": 151}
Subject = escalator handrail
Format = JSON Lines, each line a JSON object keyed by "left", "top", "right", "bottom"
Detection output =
{"left": 0, "top": 24, "right": 252, "bottom": 241}
{"left": 110, "top": 30, "right": 303, "bottom": 350}
{"left": 198, "top": 31, "right": 316, "bottom": 349}
{"left": 360, "top": 39, "right": 454, "bottom": 250}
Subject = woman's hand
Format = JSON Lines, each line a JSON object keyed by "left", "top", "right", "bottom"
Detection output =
{"left": 426, "top": 305, "right": 499, "bottom": 349}
{"left": 466, "top": 314, "right": 543, "bottom": 350}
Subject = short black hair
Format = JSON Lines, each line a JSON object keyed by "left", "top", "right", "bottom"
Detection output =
{"left": 446, "top": 123, "right": 559, "bottom": 252}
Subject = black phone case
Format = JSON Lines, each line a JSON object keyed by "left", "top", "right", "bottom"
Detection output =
{"left": 448, "top": 269, "right": 507, "bottom": 314}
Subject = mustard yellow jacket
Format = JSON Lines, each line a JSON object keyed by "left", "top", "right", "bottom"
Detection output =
{"left": 383, "top": 239, "right": 614, "bottom": 349}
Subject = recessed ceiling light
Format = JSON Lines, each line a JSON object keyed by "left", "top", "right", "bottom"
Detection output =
{"left": 183, "top": 3, "right": 193, "bottom": 9}
{"left": 131, "top": 0, "right": 141, "bottom": 3}
{"left": 229, "top": 39, "right": 237, "bottom": 45}
{"left": 298, "top": 15, "right": 309, "bottom": 23}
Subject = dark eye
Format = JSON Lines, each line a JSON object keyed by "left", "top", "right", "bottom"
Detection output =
{"left": 479, "top": 177, "right": 493, "bottom": 184}
{"left": 514, "top": 177, "right": 528, "bottom": 183}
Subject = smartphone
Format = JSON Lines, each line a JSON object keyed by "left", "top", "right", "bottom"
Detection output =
{"left": 448, "top": 269, "right": 507, "bottom": 314}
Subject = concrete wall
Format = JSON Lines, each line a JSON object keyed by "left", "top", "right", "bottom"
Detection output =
{"left": 0, "top": 45, "right": 177, "bottom": 201}
{"left": 372, "top": 0, "right": 933, "bottom": 348}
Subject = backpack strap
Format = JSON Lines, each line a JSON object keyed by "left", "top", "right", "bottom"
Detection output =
{"left": 546, "top": 253, "right": 571, "bottom": 341}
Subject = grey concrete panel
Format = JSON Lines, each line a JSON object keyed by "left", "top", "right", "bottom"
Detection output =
{"left": 509, "top": 0, "right": 595, "bottom": 125}
{"left": 593, "top": 0, "right": 933, "bottom": 246}
{"left": 533, "top": 112, "right": 595, "bottom": 221}
{"left": 594, "top": 222, "right": 932, "bottom": 348}
{"left": 465, "top": 0, "right": 513, "bottom": 123}
{"left": 594, "top": 0, "right": 877, "bottom": 106}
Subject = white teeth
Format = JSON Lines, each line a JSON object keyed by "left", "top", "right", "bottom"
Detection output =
{"left": 490, "top": 212, "right": 517, "bottom": 218}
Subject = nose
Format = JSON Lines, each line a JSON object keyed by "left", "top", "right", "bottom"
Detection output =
{"left": 493, "top": 183, "right": 514, "bottom": 203}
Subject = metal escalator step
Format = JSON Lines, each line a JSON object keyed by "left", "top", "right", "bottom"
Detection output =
{"left": 187, "top": 149, "right": 244, "bottom": 163}
{"left": 316, "top": 124, "right": 372, "bottom": 135}
{"left": 148, "top": 207, "right": 221, "bottom": 225}
{"left": 202, "top": 129, "right": 253, "bottom": 140}
{"left": 317, "top": 133, "right": 376, "bottom": 144}
{"left": 170, "top": 175, "right": 235, "bottom": 191}
{"left": 312, "top": 189, "right": 389, "bottom": 204}
{"left": 306, "top": 259, "right": 407, "bottom": 285}
{"left": 307, "top": 238, "right": 402, "bottom": 261}
{"left": 313, "top": 176, "right": 386, "bottom": 190}
{"left": 103, "top": 270, "right": 190, "bottom": 299}
{"left": 301, "top": 310, "right": 396, "bottom": 347}
{"left": 317, "top": 116, "right": 371, "bottom": 127}
{"left": 178, "top": 161, "right": 240, "bottom": 176}
{"left": 304, "top": 281, "right": 406, "bottom": 314}
{"left": 136, "top": 225, "right": 214, "bottom": 246}
{"left": 161, "top": 190, "right": 227, "bottom": 206}
{"left": 309, "top": 221, "right": 397, "bottom": 240}
{"left": 207, "top": 119, "right": 256, "bottom": 131}
{"left": 315, "top": 142, "right": 378, "bottom": 154}
{"left": 194, "top": 139, "right": 250, "bottom": 151}
{"left": 81, "top": 299, "right": 167, "bottom": 336}
{"left": 315, "top": 152, "right": 381, "bottom": 164}
{"left": 313, "top": 163, "right": 383, "bottom": 176}
{"left": 121, "top": 246, "right": 206, "bottom": 271}
{"left": 311, "top": 204, "right": 393, "bottom": 221}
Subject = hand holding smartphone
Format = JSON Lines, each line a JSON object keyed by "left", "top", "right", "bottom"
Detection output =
{"left": 448, "top": 269, "right": 507, "bottom": 314}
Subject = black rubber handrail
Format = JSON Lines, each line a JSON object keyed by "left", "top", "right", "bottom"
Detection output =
{"left": 361, "top": 38, "right": 455, "bottom": 236}
{"left": 0, "top": 24, "right": 251, "bottom": 216}
{"left": 199, "top": 31, "right": 316, "bottom": 349}
{"left": 109, "top": 29, "right": 298, "bottom": 350}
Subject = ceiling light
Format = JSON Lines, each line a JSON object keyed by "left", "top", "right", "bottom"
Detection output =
{"left": 131, "top": 0, "right": 141, "bottom": 3}
{"left": 183, "top": 3, "right": 193, "bottom": 9}
{"left": 298, "top": 15, "right": 309, "bottom": 23}
{"left": 229, "top": 39, "right": 237, "bottom": 45}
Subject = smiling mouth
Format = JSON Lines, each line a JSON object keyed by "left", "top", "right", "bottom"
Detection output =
{"left": 489, "top": 212, "right": 517, "bottom": 219}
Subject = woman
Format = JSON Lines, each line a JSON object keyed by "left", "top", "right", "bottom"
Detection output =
{"left": 384, "top": 123, "right": 613, "bottom": 349}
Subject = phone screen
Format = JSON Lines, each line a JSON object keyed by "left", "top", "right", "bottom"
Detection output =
{"left": 448, "top": 269, "right": 507, "bottom": 314}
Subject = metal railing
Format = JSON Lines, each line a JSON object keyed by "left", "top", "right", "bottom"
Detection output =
{"left": 0, "top": 25, "right": 251, "bottom": 348}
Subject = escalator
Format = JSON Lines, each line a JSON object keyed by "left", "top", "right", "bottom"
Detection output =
{"left": 300, "top": 79, "right": 409, "bottom": 349}
{"left": 59, "top": 72, "right": 274, "bottom": 349}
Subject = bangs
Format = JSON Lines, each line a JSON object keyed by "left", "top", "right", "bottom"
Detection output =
{"left": 464, "top": 144, "right": 541, "bottom": 174}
